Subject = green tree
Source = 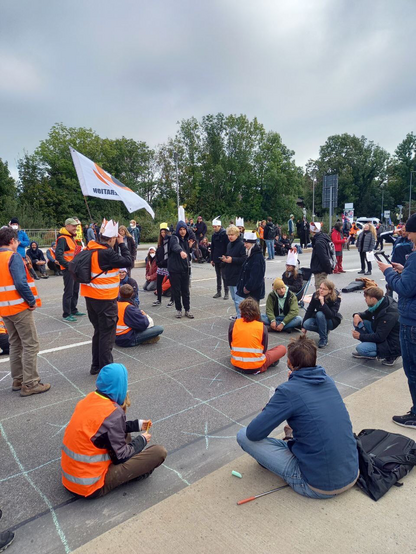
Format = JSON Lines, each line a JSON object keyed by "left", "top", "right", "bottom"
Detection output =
{"left": 0, "top": 158, "right": 18, "bottom": 223}
{"left": 389, "top": 132, "right": 416, "bottom": 216}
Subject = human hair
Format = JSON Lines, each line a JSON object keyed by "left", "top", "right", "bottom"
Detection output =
{"left": 287, "top": 335, "right": 317, "bottom": 370}
{"left": 368, "top": 224, "right": 377, "bottom": 240}
{"left": 364, "top": 286, "right": 384, "bottom": 301}
{"left": 0, "top": 227, "right": 17, "bottom": 247}
{"left": 285, "top": 266, "right": 298, "bottom": 279}
{"left": 334, "top": 222, "right": 342, "bottom": 232}
{"left": 119, "top": 225, "right": 132, "bottom": 238}
{"left": 119, "top": 284, "right": 134, "bottom": 299}
{"left": 267, "top": 217, "right": 272, "bottom": 222}
{"left": 318, "top": 279, "right": 338, "bottom": 303}
{"left": 227, "top": 225, "right": 239, "bottom": 236}
{"left": 239, "top": 297, "right": 261, "bottom": 322}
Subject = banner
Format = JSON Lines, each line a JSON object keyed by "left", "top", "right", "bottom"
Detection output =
{"left": 69, "top": 147, "right": 155, "bottom": 218}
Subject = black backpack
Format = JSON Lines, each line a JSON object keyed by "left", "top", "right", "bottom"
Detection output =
{"left": 68, "top": 249, "right": 105, "bottom": 284}
{"left": 355, "top": 428, "right": 416, "bottom": 501}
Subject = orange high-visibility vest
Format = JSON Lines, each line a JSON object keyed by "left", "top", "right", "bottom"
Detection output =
{"left": 80, "top": 241, "right": 120, "bottom": 300}
{"left": 230, "top": 318, "right": 266, "bottom": 370}
{"left": 0, "top": 318, "right": 7, "bottom": 334}
{"left": 0, "top": 250, "right": 41, "bottom": 317}
{"left": 61, "top": 392, "right": 116, "bottom": 497}
{"left": 259, "top": 227, "right": 264, "bottom": 239}
{"left": 116, "top": 302, "right": 131, "bottom": 336}
{"left": 47, "top": 248, "right": 56, "bottom": 261}
{"left": 57, "top": 233, "right": 77, "bottom": 270}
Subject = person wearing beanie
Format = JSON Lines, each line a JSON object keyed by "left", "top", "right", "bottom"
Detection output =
{"left": 8, "top": 218, "right": 30, "bottom": 259}
{"left": 262, "top": 278, "right": 302, "bottom": 332}
{"left": 143, "top": 247, "right": 157, "bottom": 291}
{"left": 61, "top": 363, "right": 167, "bottom": 498}
{"left": 153, "top": 223, "right": 173, "bottom": 307}
{"left": 377, "top": 214, "right": 416, "bottom": 428}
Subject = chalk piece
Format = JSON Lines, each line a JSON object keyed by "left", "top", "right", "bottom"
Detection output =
{"left": 232, "top": 470, "right": 242, "bottom": 478}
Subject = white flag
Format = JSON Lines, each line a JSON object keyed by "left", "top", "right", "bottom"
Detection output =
{"left": 69, "top": 147, "right": 155, "bottom": 218}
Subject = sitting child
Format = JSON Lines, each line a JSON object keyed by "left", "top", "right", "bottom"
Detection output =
{"left": 261, "top": 278, "right": 302, "bottom": 332}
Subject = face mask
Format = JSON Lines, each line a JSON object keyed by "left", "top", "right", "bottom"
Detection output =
{"left": 11, "top": 225, "right": 18, "bottom": 230}
{"left": 149, "top": 253, "right": 155, "bottom": 258}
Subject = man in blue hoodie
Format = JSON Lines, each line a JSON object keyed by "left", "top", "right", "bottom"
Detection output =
{"left": 9, "top": 218, "right": 30, "bottom": 259}
{"left": 237, "top": 335, "right": 359, "bottom": 498}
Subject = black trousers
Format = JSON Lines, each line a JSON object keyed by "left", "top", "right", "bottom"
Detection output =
{"left": 359, "top": 251, "right": 372, "bottom": 272}
{"left": 156, "top": 273, "right": 172, "bottom": 302}
{"left": 62, "top": 270, "right": 80, "bottom": 318}
{"left": 214, "top": 262, "right": 228, "bottom": 294}
{"left": 85, "top": 297, "right": 118, "bottom": 372}
{"left": 0, "top": 333, "right": 10, "bottom": 355}
{"left": 169, "top": 272, "right": 190, "bottom": 312}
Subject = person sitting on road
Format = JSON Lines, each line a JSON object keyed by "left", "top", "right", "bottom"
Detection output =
{"left": 115, "top": 285, "right": 163, "bottom": 347}
{"left": 229, "top": 297, "right": 286, "bottom": 374}
{"left": 26, "top": 241, "right": 49, "bottom": 279}
{"left": 302, "top": 279, "right": 342, "bottom": 348}
{"left": 143, "top": 247, "right": 157, "bottom": 291}
{"left": 282, "top": 250, "right": 303, "bottom": 294}
{"left": 261, "top": 278, "right": 302, "bottom": 332}
{"left": 0, "top": 316, "right": 10, "bottom": 356}
{"left": 237, "top": 334, "right": 359, "bottom": 499}
{"left": 118, "top": 268, "right": 139, "bottom": 307}
{"left": 46, "top": 242, "right": 62, "bottom": 276}
{"left": 351, "top": 286, "right": 401, "bottom": 366}
{"left": 61, "top": 363, "right": 167, "bottom": 498}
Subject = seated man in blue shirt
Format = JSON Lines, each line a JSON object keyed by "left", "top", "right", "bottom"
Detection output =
{"left": 115, "top": 284, "right": 163, "bottom": 347}
{"left": 237, "top": 334, "right": 359, "bottom": 499}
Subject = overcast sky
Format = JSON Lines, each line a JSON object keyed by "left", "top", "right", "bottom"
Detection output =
{"left": 1, "top": 0, "right": 415, "bottom": 177}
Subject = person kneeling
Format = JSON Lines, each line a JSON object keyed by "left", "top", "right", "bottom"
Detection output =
{"left": 116, "top": 284, "right": 164, "bottom": 347}
{"left": 351, "top": 286, "right": 400, "bottom": 366}
{"left": 261, "top": 278, "right": 302, "bottom": 332}
{"left": 302, "top": 279, "right": 342, "bottom": 348}
{"left": 61, "top": 363, "right": 167, "bottom": 498}
{"left": 229, "top": 297, "right": 286, "bottom": 374}
{"left": 237, "top": 335, "right": 359, "bottom": 499}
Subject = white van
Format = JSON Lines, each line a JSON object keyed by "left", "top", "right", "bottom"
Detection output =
{"left": 355, "top": 217, "right": 380, "bottom": 232}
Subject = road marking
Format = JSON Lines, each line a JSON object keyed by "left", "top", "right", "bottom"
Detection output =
{"left": 192, "top": 278, "right": 216, "bottom": 282}
{"left": 0, "top": 340, "right": 91, "bottom": 364}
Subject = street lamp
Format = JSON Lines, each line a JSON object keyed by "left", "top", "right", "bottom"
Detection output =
{"left": 410, "top": 170, "right": 416, "bottom": 219}
{"left": 173, "top": 151, "right": 180, "bottom": 211}
{"left": 380, "top": 183, "right": 385, "bottom": 222}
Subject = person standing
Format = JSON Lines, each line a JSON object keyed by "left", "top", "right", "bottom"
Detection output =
{"left": 235, "top": 232, "right": 266, "bottom": 311}
{"left": 128, "top": 220, "right": 141, "bottom": 247}
{"left": 153, "top": 223, "right": 174, "bottom": 307}
{"left": 211, "top": 217, "right": 229, "bottom": 299}
{"left": 221, "top": 225, "right": 246, "bottom": 320}
{"left": 258, "top": 220, "right": 266, "bottom": 257}
{"left": 378, "top": 214, "right": 416, "bottom": 428}
{"left": 80, "top": 220, "right": 132, "bottom": 375}
{"left": 117, "top": 226, "right": 137, "bottom": 276}
{"left": 309, "top": 222, "right": 333, "bottom": 290}
{"left": 0, "top": 227, "right": 50, "bottom": 396}
{"left": 356, "top": 223, "right": 376, "bottom": 275}
{"left": 288, "top": 214, "right": 295, "bottom": 244}
{"left": 9, "top": 218, "right": 30, "bottom": 259}
{"left": 56, "top": 217, "right": 86, "bottom": 322}
{"left": 331, "top": 222, "right": 346, "bottom": 273}
{"left": 264, "top": 217, "right": 276, "bottom": 260}
{"left": 167, "top": 221, "right": 194, "bottom": 319}
{"left": 86, "top": 223, "right": 96, "bottom": 245}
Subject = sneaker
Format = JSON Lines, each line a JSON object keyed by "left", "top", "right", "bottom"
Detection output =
{"left": 223, "top": 294, "right": 229, "bottom": 300}
{"left": 185, "top": 311, "right": 194, "bottom": 319}
{"left": 141, "top": 336, "right": 161, "bottom": 345}
{"left": 41, "top": 274, "right": 49, "bottom": 279}
{"left": 357, "top": 270, "right": 365, "bottom": 274}
{"left": 352, "top": 351, "right": 376, "bottom": 360}
{"left": 166, "top": 300, "right": 174, "bottom": 307}
{"left": 392, "top": 411, "right": 416, "bottom": 429}
{"left": 20, "top": 382, "right": 51, "bottom": 397}
{"left": 382, "top": 357, "right": 398, "bottom": 366}
{"left": 213, "top": 292, "right": 221, "bottom": 298}
{"left": 229, "top": 315, "right": 237, "bottom": 321}
{"left": 63, "top": 315, "right": 77, "bottom": 322}
{"left": 0, "top": 529, "right": 15, "bottom": 552}
{"left": 318, "top": 339, "right": 328, "bottom": 348}
{"left": 152, "top": 300, "right": 161, "bottom": 306}
{"left": 269, "top": 359, "right": 280, "bottom": 368}
{"left": 364, "top": 271, "right": 372, "bottom": 275}
{"left": 175, "top": 310, "right": 182, "bottom": 319}
{"left": 72, "top": 311, "right": 86, "bottom": 316}
{"left": 90, "top": 367, "right": 100, "bottom": 375}
{"left": 12, "top": 379, "right": 22, "bottom": 391}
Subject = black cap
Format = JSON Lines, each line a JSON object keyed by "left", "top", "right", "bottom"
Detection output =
{"left": 405, "top": 214, "right": 416, "bottom": 233}
{"left": 10, "top": 217, "right": 19, "bottom": 224}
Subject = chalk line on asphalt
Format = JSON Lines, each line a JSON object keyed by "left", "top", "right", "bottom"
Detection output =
{"left": 0, "top": 340, "right": 91, "bottom": 364}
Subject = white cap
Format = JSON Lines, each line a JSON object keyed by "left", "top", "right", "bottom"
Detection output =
{"left": 212, "top": 216, "right": 221, "bottom": 226}
{"left": 236, "top": 217, "right": 244, "bottom": 227}
{"left": 286, "top": 249, "right": 298, "bottom": 266}
{"left": 243, "top": 231, "right": 257, "bottom": 242}
{"left": 310, "top": 222, "right": 321, "bottom": 233}
{"left": 100, "top": 218, "right": 119, "bottom": 238}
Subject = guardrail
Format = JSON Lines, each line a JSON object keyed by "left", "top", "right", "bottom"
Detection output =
{"left": 21, "top": 229, "right": 65, "bottom": 248}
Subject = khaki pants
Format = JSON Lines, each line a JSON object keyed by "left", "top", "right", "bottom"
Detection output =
{"left": 3, "top": 309, "right": 40, "bottom": 386}
{"left": 314, "top": 272, "right": 328, "bottom": 291}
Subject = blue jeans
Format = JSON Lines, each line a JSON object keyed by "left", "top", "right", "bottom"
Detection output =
{"left": 400, "top": 325, "right": 416, "bottom": 415}
{"left": 261, "top": 314, "right": 303, "bottom": 330}
{"left": 123, "top": 326, "right": 164, "bottom": 347}
{"left": 303, "top": 311, "right": 334, "bottom": 341}
{"left": 355, "top": 320, "right": 377, "bottom": 357}
{"left": 236, "top": 428, "right": 334, "bottom": 499}
{"left": 265, "top": 239, "right": 275, "bottom": 259}
{"left": 228, "top": 286, "right": 241, "bottom": 317}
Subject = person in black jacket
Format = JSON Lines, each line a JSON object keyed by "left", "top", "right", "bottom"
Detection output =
{"left": 302, "top": 279, "right": 342, "bottom": 348}
{"left": 282, "top": 265, "right": 303, "bottom": 294}
{"left": 264, "top": 217, "right": 277, "bottom": 260}
{"left": 194, "top": 216, "right": 207, "bottom": 241}
{"left": 221, "top": 225, "right": 247, "bottom": 320}
{"left": 153, "top": 223, "right": 173, "bottom": 307}
{"left": 117, "top": 226, "right": 137, "bottom": 276}
{"left": 309, "top": 222, "right": 333, "bottom": 290}
{"left": 356, "top": 224, "right": 376, "bottom": 275}
{"left": 236, "top": 232, "right": 266, "bottom": 308}
{"left": 26, "top": 241, "right": 48, "bottom": 279}
{"left": 211, "top": 217, "right": 229, "bottom": 299}
{"left": 167, "top": 221, "right": 194, "bottom": 319}
{"left": 351, "top": 287, "right": 400, "bottom": 365}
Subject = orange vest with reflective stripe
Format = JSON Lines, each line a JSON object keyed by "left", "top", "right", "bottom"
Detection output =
{"left": 116, "top": 302, "right": 131, "bottom": 336}
{"left": 0, "top": 318, "right": 7, "bottom": 334}
{"left": 61, "top": 391, "right": 116, "bottom": 496}
{"left": 230, "top": 318, "right": 266, "bottom": 370}
{"left": 80, "top": 241, "right": 120, "bottom": 300}
{"left": 0, "top": 250, "right": 42, "bottom": 317}
{"left": 47, "top": 248, "right": 56, "bottom": 261}
{"left": 259, "top": 227, "right": 264, "bottom": 239}
{"left": 57, "top": 233, "right": 77, "bottom": 270}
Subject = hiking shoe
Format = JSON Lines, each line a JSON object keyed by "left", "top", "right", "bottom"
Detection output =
{"left": 382, "top": 357, "right": 398, "bottom": 366}
{"left": 392, "top": 411, "right": 416, "bottom": 429}
{"left": 141, "top": 336, "right": 161, "bottom": 345}
{"left": 213, "top": 292, "right": 221, "bottom": 298}
{"left": 63, "top": 315, "right": 77, "bottom": 322}
{"left": 223, "top": 294, "right": 229, "bottom": 300}
{"left": 185, "top": 311, "right": 194, "bottom": 319}
{"left": 166, "top": 300, "right": 174, "bottom": 307}
{"left": 0, "top": 529, "right": 15, "bottom": 552}
{"left": 318, "top": 339, "right": 328, "bottom": 348}
{"left": 90, "top": 367, "right": 100, "bottom": 375}
{"left": 20, "top": 382, "right": 51, "bottom": 397}
{"left": 152, "top": 300, "right": 161, "bottom": 306}
{"left": 175, "top": 310, "right": 183, "bottom": 319}
{"left": 229, "top": 315, "right": 237, "bottom": 321}
{"left": 72, "top": 311, "right": 86, "bottom": 316}
{"left": 12, "top": 379, "right": 22, "bottom": 391}
{"left": 352, "top": 351, "right": 376, "bottom": 360}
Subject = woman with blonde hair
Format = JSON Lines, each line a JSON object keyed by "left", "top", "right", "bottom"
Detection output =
{"left": 302, "top": 279, "right": 342, "bottom": 348}
{"left": 221, "top": 225, "right": 246, "bottom": 320}
{"left": 118, "top": 225, "right": 137, "bottom": 275}
{"left": 356, "top": 223, "right": 376, "bottom": 275}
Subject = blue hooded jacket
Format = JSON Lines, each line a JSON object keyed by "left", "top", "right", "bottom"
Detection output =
{"left": 385, "top": 250, "right": 416, "bottom": 326}
{"left": 246, "top": 365, "right": 358, "bottom": 491}
{"left": 96, "top": 363, "right": 128, "bottom": 406}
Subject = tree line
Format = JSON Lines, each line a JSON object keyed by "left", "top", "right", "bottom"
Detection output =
{"left": 0, "top": 117, "right": 414, "bottom": 239}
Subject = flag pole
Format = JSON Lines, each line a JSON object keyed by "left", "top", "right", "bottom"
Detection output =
{"left": 83, "top": 195, "right": 94, "bottom": 224}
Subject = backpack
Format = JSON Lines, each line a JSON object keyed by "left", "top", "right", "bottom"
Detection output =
{"left": 327, "top": 240, "right": 337, "bottom": 271}
{"left": 355, "top": 428, "right": 416, "bottom": 501}
{"left": 68, "top": 249, "right": 105, "bottom": 284}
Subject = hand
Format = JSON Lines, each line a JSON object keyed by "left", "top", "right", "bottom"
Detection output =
{"left": 301, "top": 328, "right": 307, "bottom": 334}
{"left": 180, "top": 251, "right": 188, "bottom": 259}
{"left": 352, "top": 330, "right": 360, "bottom": 339}
{"left": 140, "top": 310, "right": 147, "bottom": 315}
{"left": 353, "top": 314, "right": 362, "bottom": 327}
{"left": 319, "top": 295, "right": 325, "bottom": 305}
{"left": 116, "top": 233, "right": 124, "bottom": 244}
{"left": 270, "top": 321, "right": 277, "bottom": 330}
{"left": 27, "top": 305, "right": 36, "bottom": 311}
{"left": 188, "top": 239, "right": 195, "bottom": 247}
{"left": 142, "top": 432, "right": 152, "bottom": 442}
{"left": 377, "top": 261, "right": 392, "bottom": 273}
{"left": 276, "top": 323, "right": 284, "bottom": 332}
{"left": 391, "top": 262, "right": 404, "bottom": 273}
{"left": 224, "top": 256, "right": 232, "bottom": 263}
{"left": 243, "top": 287, "right": 249, "bottom": 295}
{"left": 211, "top": 261, "right": 215, "bottom": 266}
